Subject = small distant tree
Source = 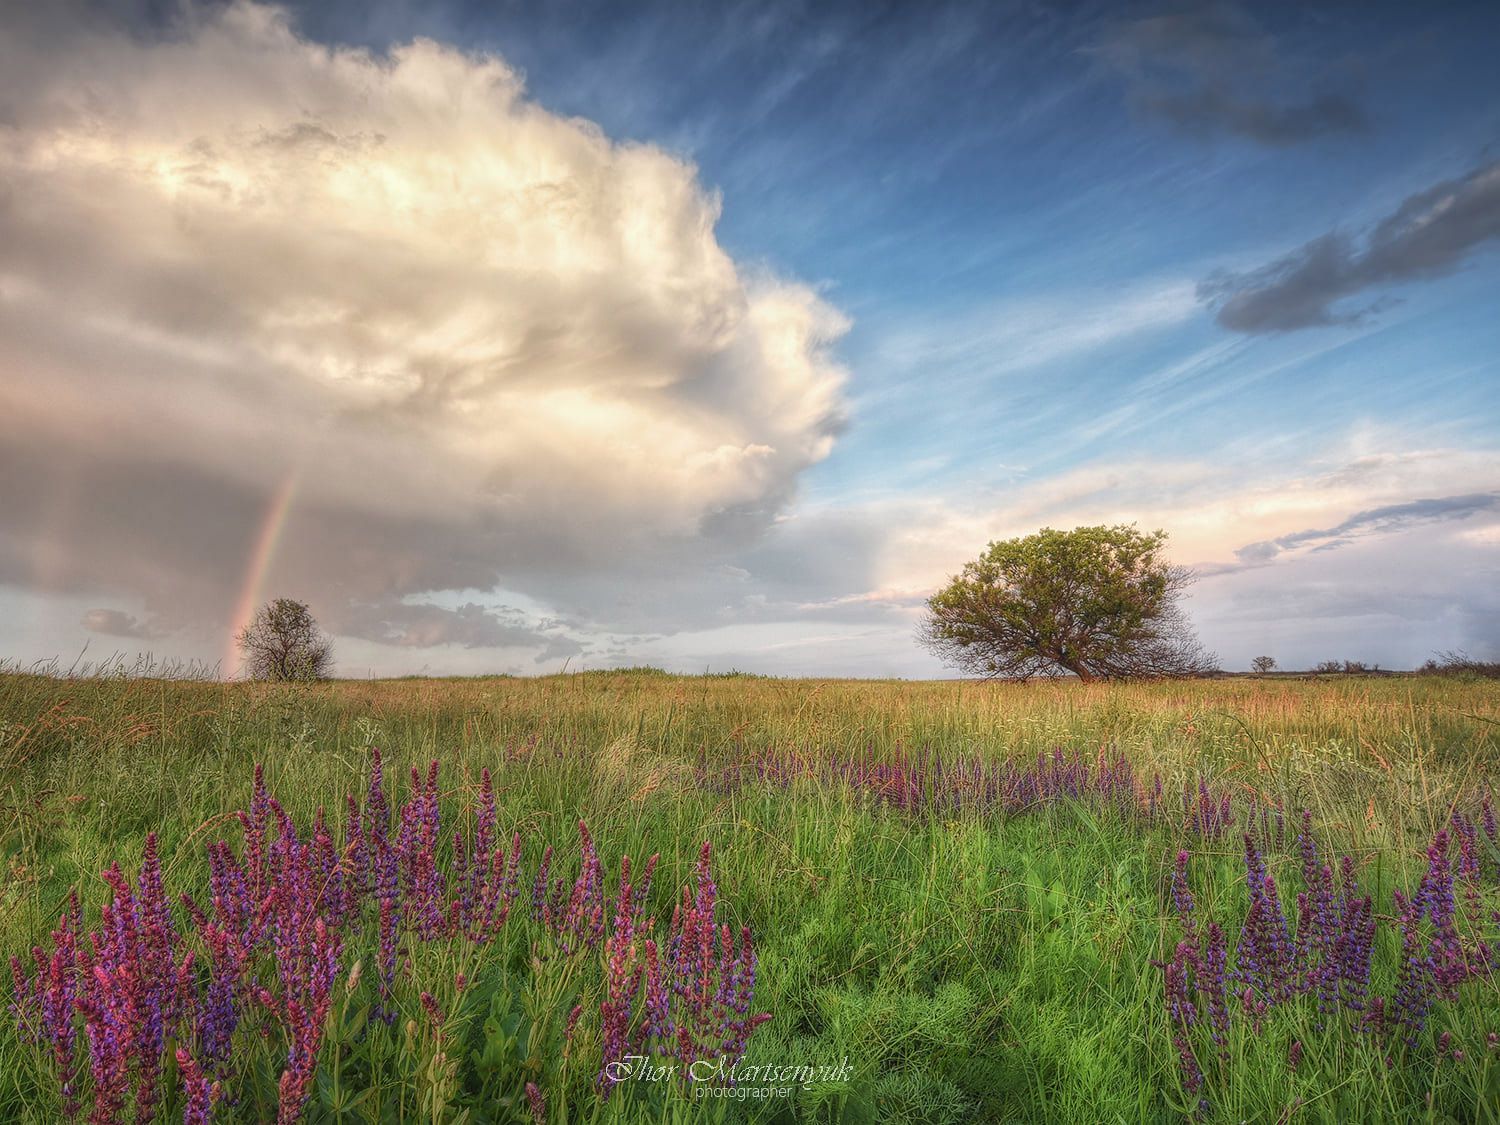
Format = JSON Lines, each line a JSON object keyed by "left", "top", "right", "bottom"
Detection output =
{"left": 1314, "top": 660, "right": 1343, "bottom": 674}
{"left": 237, "top": 598, "right": 333, "bottom": 681}
{"left": 920, "top": 525, "right": 1217, "bottom": 682}
{"left": 1251, "top": 655, "right": 1277, "bottom": 675}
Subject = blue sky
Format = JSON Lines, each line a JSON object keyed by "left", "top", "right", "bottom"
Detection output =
{"left": 0, "top": 0, "right": 1497, "bottom": 676}
{"left": 418, "top": 0, "right": 1500, "bottom": 498}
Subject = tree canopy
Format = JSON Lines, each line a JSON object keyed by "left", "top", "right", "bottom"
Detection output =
{"left": 236, "top": 598, "right": 333, "bottom": 682}
{"left": 920, "top": 525, "right": 1216, "bottom": 682}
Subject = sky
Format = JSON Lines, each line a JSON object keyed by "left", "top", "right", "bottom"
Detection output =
{"left": 1, "top": 0, "right": 1497, "bottom": 678}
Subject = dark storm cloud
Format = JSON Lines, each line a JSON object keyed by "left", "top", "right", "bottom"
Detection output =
{"left": 1460, "top": 608, "right": 1500, "bottom": 661}
{"left": 1235, "top": 493, "right": 1500, "bottom": 564}
{"left": 1095, "top": 3, "right": 1365, "bottom": 147}
{"left": 519, "top": 505, "right": 901, "bottom": 639}
{"left": 1145, "top": 89, "right": 1363, "bottom": 147}
{"left": 533, "top": 636, "right": 586, "bottom": 664}
{"left": 81, "top": 608, "right": 163, "bottom": 639}
{"left": 335, "top": 601, "right": 579, "bottom": 651}
{"left": 1202, "top": 161, "right": 1500, "bottom": 333}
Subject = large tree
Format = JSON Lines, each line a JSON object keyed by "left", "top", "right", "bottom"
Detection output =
{"left": 236, "top": 598, "right": 334, "bottom": 681}
{"left": 920, "top": 525, "right": 1216, "bottom": 682}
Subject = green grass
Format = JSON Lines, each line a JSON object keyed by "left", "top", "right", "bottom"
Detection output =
{"left": 1, "top": 670, "right": 1497, "bottom": 1122}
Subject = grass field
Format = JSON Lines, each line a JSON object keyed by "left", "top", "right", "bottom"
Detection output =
{"left": 2, "top": 669, "right": 1498, "bottom": 1123}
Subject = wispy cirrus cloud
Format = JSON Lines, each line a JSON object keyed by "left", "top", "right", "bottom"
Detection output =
{"left": 869, "top": 279, "right": 1198, "bottom": 392}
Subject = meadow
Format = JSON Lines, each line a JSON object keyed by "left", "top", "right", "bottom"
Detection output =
{"left": 1, "top": 667, "right": 1498, "bottom": 1123}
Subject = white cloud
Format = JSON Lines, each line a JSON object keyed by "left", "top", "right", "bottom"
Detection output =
{"left": 702, "top": 435, "right": 1500, "bottom": 674}
{"left": 0, "top": 2, "right": 848, "bottom": 657}
{"left": 1457, "top": 524, "right": 1500, "bottom": 546}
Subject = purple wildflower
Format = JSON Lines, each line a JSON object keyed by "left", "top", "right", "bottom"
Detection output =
{"left": 1170, "top": 850, "right": 1196, "bottom": 935}
{"left": 176, "top": 1049, "right": 220, "bottom": 1125}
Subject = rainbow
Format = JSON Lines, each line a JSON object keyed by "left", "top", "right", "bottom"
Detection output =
{"left": 223, "top": 471, "right": 301, "bottom": 678}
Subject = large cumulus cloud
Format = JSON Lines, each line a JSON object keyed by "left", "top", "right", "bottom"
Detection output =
{"left": 0, "top": 2, "right": 848, "bottom": 663}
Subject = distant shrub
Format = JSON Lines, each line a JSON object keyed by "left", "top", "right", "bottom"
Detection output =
{"left": 1419, "top": 651, "right": 1500, "bottom": 680}
{"left": 1309, "top": 660, "right": 1388, "bottom": 675}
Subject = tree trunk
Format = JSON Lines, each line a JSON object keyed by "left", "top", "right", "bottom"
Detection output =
{"left": 1057, "top": 655, "right": 1096, "bottom": 682}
